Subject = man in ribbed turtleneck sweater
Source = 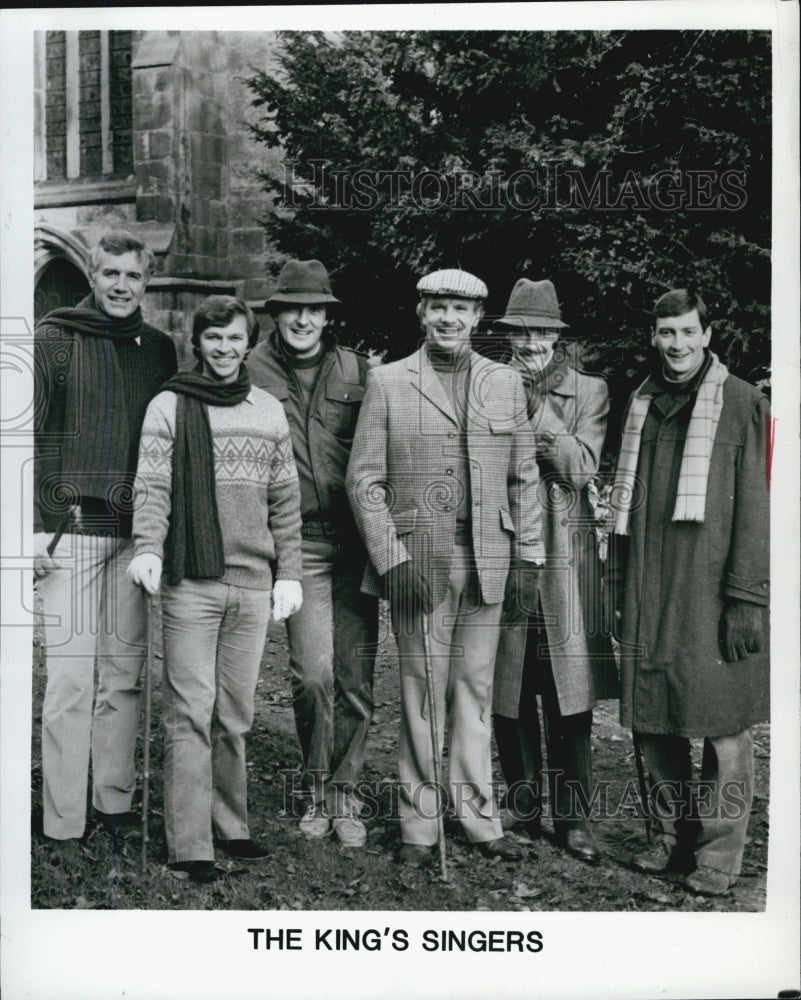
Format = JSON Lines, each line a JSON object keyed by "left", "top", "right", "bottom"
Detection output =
{"left": 33, "top": 231, "right": 177, "bottom": 863}
{"left": 347, "top": 269, "right": 545, "bottom": 867}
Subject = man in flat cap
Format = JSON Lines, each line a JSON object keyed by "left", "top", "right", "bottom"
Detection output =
{"left": 249, "top": 260, "right": 378, "bottom": 848}
{"left": 491, "top": 278, "right": 618, "bottom": 864}
{"left": 346, "top": 268, "right": 545, "bottom": 866}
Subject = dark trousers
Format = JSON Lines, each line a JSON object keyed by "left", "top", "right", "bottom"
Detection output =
{"left": 494, "top": 628, "right": 593, "bottom": 839}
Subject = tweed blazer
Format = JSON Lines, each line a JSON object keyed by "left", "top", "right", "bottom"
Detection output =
{"left": 345, "top": 346, "right": 545, "bottom": 607}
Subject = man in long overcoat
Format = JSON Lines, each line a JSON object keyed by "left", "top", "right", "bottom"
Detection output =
{"left": 492, "top": 279, "right": 618, "bottom": 864}
{"left": 608, "top": 288, "right": 769, "bottom": 896}
{"left": 346, "top": 269, "right": 545, "bottom": 866}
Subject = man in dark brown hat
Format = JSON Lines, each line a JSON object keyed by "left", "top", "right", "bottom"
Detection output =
{"left": 492, "top": 278, "right": 618, "bottom": 864}
{"left": 248, "top": 259, "right": 378, "bottom": 848}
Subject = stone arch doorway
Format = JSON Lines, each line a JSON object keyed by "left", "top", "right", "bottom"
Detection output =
{"left": 34, "top": 256, "right": 91, "bottom": 321}
{"left": 34, "top": 224, "right": 91, "bottom": 321}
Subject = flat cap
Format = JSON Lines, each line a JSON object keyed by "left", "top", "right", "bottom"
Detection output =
{"left": 416, "top": 268, "right": 488, "bottom": 300}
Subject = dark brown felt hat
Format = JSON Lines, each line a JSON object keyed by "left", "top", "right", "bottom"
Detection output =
{"left": 265, "top": 259, "right": 341, "bottom": 307}
{"left": 496, "top": 278, "right": 568, "bottom": 328}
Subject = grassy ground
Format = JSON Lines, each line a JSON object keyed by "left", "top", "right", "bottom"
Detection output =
{"left": 30, "top": 599, "right": 769, "bottom": 912}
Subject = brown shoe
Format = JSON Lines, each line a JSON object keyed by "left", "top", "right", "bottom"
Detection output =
{"left": 476, "top": 837, "right": 522, "bottom": 862}
{"left": 565, "top": 827, "right": 601, "bottom": 864}
{"left": 684, "top": 866, "right": 736, "bottom": 896}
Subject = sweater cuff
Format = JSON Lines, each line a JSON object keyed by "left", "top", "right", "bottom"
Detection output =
{"left": 724, "top": 572, "right": 769, "bottom": 606}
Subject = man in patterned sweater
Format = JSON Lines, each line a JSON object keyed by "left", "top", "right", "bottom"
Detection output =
{"left": 128, "top": 295, "right": 302, "bottom": 883}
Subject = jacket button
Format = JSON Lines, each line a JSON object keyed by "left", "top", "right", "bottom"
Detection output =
{"left": 445, "top": 468, "right": 454, "bottom": 475}
{"left": 560, "top": 518, "right": 567, "bottom": 526}
{"left": 443, "top": 505, "right": 452, "bottom": 511}
{"left": 343, "top": 393, "right": 349, "bottom": 399}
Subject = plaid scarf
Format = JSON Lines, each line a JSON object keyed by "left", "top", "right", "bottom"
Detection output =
{"left": 613, "top": 351, "right": 728, "bottom": 534}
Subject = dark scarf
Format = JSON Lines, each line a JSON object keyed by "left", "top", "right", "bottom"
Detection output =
{"left": 161, "top": 364, "right": 251, "bottom": 585}
{"left": 510, "top": 350, "right": 571, "bottom": 419}
{"left": 38, "top": 295, "right": 145, "bottom": 504}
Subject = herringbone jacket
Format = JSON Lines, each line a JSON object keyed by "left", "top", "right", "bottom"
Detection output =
{"left": 345, "top": 346, "right": 545, "bottom": 607}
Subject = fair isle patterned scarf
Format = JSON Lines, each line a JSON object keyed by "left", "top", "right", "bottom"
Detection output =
{"left": 613, "top": 351, "right": 729, "bottom": 534}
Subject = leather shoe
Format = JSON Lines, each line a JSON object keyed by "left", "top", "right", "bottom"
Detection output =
{"left": 631, "top": 840, "right": 671, "bottom": 874}
{"left": 399, "top": 844, "right": 433, "bottom": 867}
{"left": 476, "top": 837, "right": 522, "bottom": 862}
{"left": 214, "top": 838, "right": 269, "bottom": 861}
{"left": 565, "top": 827, "right": 601, "bottom": 864}
{"left": 684, "top": 866, "right": 736, "bottom": 896}
{"left": 96, "top": 811, "right": 142, "bottom": 840}
{"left": 170, "top": 860, "right": 226, "bottom": 884}
{"left": 631, "top": 839, "right": 695, "bottom": 876}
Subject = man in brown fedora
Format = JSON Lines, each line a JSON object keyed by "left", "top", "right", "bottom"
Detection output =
{"left": 492, "top": 278, "right": 618, "bottom": 864}
{"left": 248, "top": 259, "right": 378, "bottom": 848}
{"left": 347, "top": 268, "right": 545, "bottom": 866}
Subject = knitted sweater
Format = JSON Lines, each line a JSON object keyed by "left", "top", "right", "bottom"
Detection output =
{"left": 133, "top": 386, "right": 302, "bottom": 590}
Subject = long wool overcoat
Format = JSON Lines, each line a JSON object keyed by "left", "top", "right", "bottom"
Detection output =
{"left": 493, "top": 366, "right": 618, "bottom": 718}
{"left": 615, "top": 372, "right": 770, "bottom": 737}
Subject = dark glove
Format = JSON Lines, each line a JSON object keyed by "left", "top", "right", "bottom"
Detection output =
{"left": 720, "top": 601, "right": 764, "bottom": 663}
{"left": 503, "top": 556, "right": 540, "bottom": 620}
{"left": 382, "top": 560, "right": 433, "bottom": 617}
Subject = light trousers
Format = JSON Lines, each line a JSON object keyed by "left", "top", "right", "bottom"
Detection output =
{"left": 393, "top": 545, "right": 503, "bottom": 846}
{"left": 285, "top": 537, "right": 378, "bottom": 813}
{"left": 161, "top": 579, "right": 270, "bottom": 863}
{"left": 39, "top": 534, "right": 146, "bottom": 839}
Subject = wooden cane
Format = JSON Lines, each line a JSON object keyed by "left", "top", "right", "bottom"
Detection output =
{"left": 46, "top": 504, "right": 80, "bottom": 555}
{"left": 632, "top": 731, "right": 652, "bottom": 844}
{"left": 141, "top": 592, "right": 153, "bottom": 872}
{"left": 421, "top": 612, "right": 448, "bottom": 881}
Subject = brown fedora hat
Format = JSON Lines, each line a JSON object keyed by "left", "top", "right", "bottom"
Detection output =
{"left": 496, "top": 278, "right": 568, "bottom": 328}
{"left": 265, "top": 259, "right": 341, "bottom": 307}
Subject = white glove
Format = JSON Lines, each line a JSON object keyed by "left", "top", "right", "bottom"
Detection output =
{"left": 127, "top": 553, "right": 162, "bottom": 595}
{"left": 272, "top": 579, "right": 302, "bottom": 622}
{"left": 34, "top": 532, "right": 62, "bottom": 580}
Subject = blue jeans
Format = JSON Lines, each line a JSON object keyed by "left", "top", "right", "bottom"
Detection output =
{"left": 161, "top": 579, "right": 270, "bottom": 863}
{"left": 285, "top": 537, "right": 378, "bottom": 813}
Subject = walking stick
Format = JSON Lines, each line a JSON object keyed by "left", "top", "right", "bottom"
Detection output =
{"left": 421, "top": 612, "right": 448, "bottom": 881}
{"left": 46, "top": 503, "right": 80, "bottom": 555}
{"left": 632, "top": 731, "right": 652, "bottom": 844}
{"left": 141, "top": 592, "right": 154, "bottom": 872}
